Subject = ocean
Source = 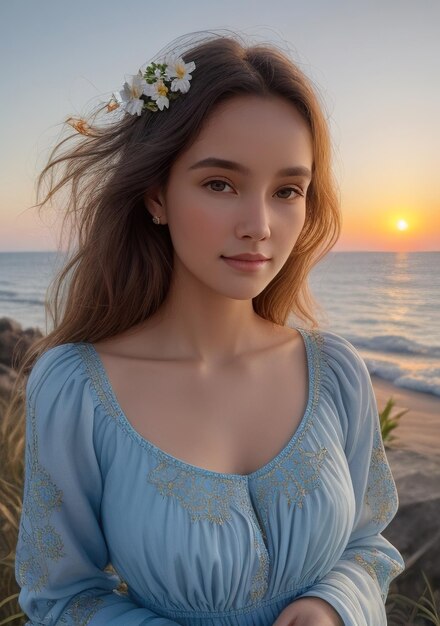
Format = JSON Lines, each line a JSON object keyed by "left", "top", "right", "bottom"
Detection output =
{"left": 1, "top": 251, "right": 439, "bottom": 397}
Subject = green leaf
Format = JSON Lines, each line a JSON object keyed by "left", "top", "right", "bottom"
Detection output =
{"left": 379, "top": 396, "right": 409, "bottom": 447}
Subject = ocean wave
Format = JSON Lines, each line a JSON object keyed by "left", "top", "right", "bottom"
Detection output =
{"left": 393, "top": 375, "right": 440, "bottom": 398}
{"left": 365, "top": 358, "right": 440, "bottom": 398}
{"left": 0, "top": 297, "right": 45, "bottom": 306}
{"left": 364, "top": 359, "right": 406, "bottom": 382}
{"left": 349, "top": 334, "right": 440, "bottom": 358}
{"left": 0, "top": 290, "right": 18, "bottom": 298}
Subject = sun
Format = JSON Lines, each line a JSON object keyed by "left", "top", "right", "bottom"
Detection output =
{"left": 396, "top": 219, "right": 409, "bottom": 231}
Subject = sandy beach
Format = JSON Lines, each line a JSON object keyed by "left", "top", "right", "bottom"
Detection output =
{"left": 371, "top": 375, "right": 440, "bottom": 458}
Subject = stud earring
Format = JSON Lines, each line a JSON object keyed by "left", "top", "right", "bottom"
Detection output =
{"left": 152, "top": 215, "right": 161, "bottom": 224}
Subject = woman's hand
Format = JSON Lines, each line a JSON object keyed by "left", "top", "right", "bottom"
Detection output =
{"left": 272, "top": 597, "right": 344, "bottom": 626}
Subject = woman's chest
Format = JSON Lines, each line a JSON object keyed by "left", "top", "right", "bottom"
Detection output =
{"left": 95, "top": 334, "right": 309, "bottom": 476}
{"left": 99, "top": 420, "right": 355, "bottom": 610}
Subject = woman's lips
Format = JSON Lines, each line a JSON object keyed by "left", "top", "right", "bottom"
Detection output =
{"left": 221, "top": 256, "right": 270, "bottom": 271}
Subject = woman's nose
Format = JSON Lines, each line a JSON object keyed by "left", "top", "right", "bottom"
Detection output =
{"left": 235, "top": 195, "right": 271, "bottom": 240}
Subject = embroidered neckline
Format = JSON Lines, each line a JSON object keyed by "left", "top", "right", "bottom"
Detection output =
{"left": 75, "top": 326, "right": 323, "bottom": 483}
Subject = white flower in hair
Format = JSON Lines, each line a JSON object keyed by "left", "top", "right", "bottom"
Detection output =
{"left": 106, "top": 55, "right": 196, "bottom": 117}
{"left": 117, "top": 73, "right": 148, "bottom": 116}
{"left": 143, "top": 77, "right": 170, "bottom": 111}
{"left": 164, "top": 54, "right": 196, "bottom": 93}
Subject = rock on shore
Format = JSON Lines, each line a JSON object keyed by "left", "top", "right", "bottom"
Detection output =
{"left": 385, "top": 447, "right": 440, "bottom": 597}
{"left": 0, "top": 316, "right": 43, "bottom": 393}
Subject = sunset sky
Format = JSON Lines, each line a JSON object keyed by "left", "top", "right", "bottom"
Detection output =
{"left": 1, "top": 0, "right": 439, "bottom": 252}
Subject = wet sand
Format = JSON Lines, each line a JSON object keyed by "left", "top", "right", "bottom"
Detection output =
{"left": 371, "top": 375, "right": 440, "bottom": 458}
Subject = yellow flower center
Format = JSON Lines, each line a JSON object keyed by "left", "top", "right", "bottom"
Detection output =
{"left": 157, "top": 81, "right": 168, "bottom": 96}
{"left": 131, "top": 85, "right": 143, "bottom": 99}
{"left": 176, "top": 64, "right": 186, "bottom": 79}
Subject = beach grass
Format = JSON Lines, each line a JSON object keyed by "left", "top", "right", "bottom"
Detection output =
{"left": 387, "top": 571, "right": 440, "bottom": 625}
{"left": 380, "top": 397, "right": 409, "bottom": 448}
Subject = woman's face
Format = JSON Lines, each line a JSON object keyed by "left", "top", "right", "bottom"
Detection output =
{"left": 146, "top": 94, "right": 313, "bottom": 301}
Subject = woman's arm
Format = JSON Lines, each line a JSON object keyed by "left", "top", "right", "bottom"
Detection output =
{"left": 15, "top": 344, "right": 180, "bottom": 625}
{"left": 283, "top": 337, "right": 404, "bottom": 626}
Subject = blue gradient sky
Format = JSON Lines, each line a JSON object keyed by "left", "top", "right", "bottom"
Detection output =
{"left": 1, "top": 0, "right": 439, "bottom": 251}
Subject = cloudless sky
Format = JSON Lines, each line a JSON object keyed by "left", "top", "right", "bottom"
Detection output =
{"left": 1, "top": 0, "right": 439, "bottom": 251}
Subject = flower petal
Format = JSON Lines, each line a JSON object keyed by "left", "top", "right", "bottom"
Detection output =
{"left": 156, "top": 96, "right": 169, "bottom": 110}
{"left": 143, "top": 82, "right": 156, "bottom": 97}
{"left": 125, "top": 98, "right": 144, "bottom": 116}
{"left": 171, "top": 77, "right": 191, "bottom": 93}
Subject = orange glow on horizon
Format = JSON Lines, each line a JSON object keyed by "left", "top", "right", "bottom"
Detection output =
{"left": 379, "top": 209, "right": 425, "bottom": 247}
{"left": 385, "top": 209, "right": 418, "bottom": 235}
{"left": 336, "top": 201, "right": 439, "bottom": 251}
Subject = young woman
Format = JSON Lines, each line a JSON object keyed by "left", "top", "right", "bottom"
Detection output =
{"left": 14, "top": 30, "right": 404, "bottom": 626}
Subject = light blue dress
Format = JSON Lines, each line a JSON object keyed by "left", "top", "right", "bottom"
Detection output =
{"left": 15, "top": 327, "right": 405, "bottom": 626}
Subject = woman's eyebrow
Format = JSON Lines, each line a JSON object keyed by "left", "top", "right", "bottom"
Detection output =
{"left": 188, "top": 157, "right": 312, "bottom": 180}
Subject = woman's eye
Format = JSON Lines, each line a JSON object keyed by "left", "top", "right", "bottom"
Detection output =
{"left": 276, "top": 187, "right": 303, "bottom": 200}
{"left": 203, "top": 180, "right": 303, "bottom": 199}
{"left": 203, "top": 180, "right": 233, "bottom": 193}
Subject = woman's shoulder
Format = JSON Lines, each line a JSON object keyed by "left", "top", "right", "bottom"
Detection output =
{"left": 312, "top": 327, "right": 369, "bottom": 373}
{"left": 307, "top": 328, "right": 378, "bottom": 446}
{"left": 302, "top": 327, "right": 372, "bottom": 398}
{"left": 26, "top": 342, "right": 85, "bottom": 403}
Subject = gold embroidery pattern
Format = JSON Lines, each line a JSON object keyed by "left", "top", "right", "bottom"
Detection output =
{"left": 147, "top": 460, "right": 246, "bottom": 525}
{"left": 365, "top": 428, "right": 398, "bottom": 525}
{"left": 349, "top": 549, "right": 404, "bottom": 600}
{"left": 240, "top": 494, "right": 270, "bottom": 602}
{"left": 249, "top": 535, "right": 270, "bottom": 603}
{"left": 146, "top": 460, "right": 270, "bottom": 603}
{"left": 16, "top": 401, "right": 66, "bottom": 593}
{"left": 253, "top": 446, "right": 328, "bottom": 526}
{"left": 59, "top": 593, "right": 105, "bottom": 625}
{"left": 143, "top": 328, "right": 326, "bottom": 605}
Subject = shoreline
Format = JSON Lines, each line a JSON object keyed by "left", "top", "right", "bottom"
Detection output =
{"left": 371, "top": 375, "right": 440, "bottom": 458}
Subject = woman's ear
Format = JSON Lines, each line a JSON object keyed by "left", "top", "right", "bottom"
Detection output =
{"left": 143, "top": 188, "right": 168, "bottom": 225}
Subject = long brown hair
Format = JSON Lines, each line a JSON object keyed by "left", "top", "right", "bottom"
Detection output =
{"left": 3, "top": 28, "right": 341, "bottom": 461}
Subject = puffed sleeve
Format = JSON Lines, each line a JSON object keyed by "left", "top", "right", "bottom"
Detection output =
{"left": 15, "top": 343, "right": 180, "bottom": 625}
{"left": 297, "top": 330, "right": 405, "bottom": 626}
